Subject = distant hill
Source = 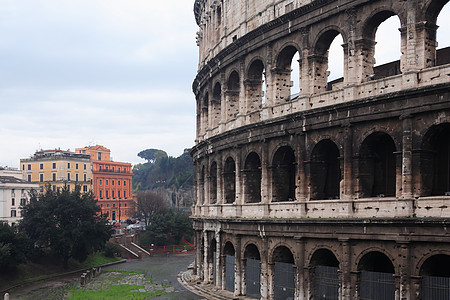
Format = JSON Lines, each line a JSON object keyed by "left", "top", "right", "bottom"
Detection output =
{"left": 132, "top": 148, "right": 194, "bottom": 209}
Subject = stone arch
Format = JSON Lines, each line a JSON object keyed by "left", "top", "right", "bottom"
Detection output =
{"left": 310, "top": 139, "right": 341, "bottom": 200}
{"left": 309, "top": 248, "right": 340, "bottom": 300}
{"left": 311, "top": 27, "right": 347, "bottom": 92}
{"left": 246, "top": 58, "right": 266, "bottom": 111}
{"left": 274, "top": 44, "right": 301, "bottom": 102}
{"left": 272, "top": 245, "right": 295, "bottom": 299}
{"left": 243, "top": 243, "right": 261, "bottom": 298}
{"left": 421, "top": 123, "right": 450, "bottom": 196}
{"left": 226, "top": 70, "right": 240, "bottom": 121}
{"left": 419, "top": 253, "right": 450, "bottom": 299}
{"left": 223, "top": 156, "right": 236, "bottom": 204}
{"left": 243, "top": 151, "right": 262, "bottom": 203}
{"left": 223, "top": 241, "right": 236, "bottom": 293}
{"left": 361, "top": 9, "right": 403, "bottom": 80}
{"left": 358, "top": 132, "right": 396, "bottom": 198}
{"left": 211, "top": 81, "right": 222, "bottom": 128}
{"left": 425, "top": 0, "right": 450, "bottom": 24}
{"left": 271, "top": 145, "right": 296, "bottom": 202}
{"left": 208, "top": 237, "right": 217, "bottom": 283}
{"left": 357, "top": 250, "right": 396, "bottom": 300}
{"left": 210, "top": 161, "right": 218, "bottom": 204}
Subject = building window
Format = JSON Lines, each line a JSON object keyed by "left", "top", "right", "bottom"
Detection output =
{"left": 28, "top": 164, "right": 31, "bottom": 170}
{"left": 21, "top": 189, "right": 24, "bottom": 196}
{"left": 11, "top": 189, "right": 15, "bottom": 197}
{"left": 52, "top": 173, "right": 56, "bottom": 181}
{"left": 75, "top": 173, "right": 79, "bottom": 182}
{"left": 99, "top": 166, "right": 102, "bottom": 171}
{"left": 112, "top": 167, "right": 115, "bottom": 172}
{"left": 112, "top": 180, "right": 115, "bottom": 186}
{"left": 27, "top": 174, "right": 31, "bottom": 182}
{"left": 100, "top": 204, "right": 103, "bottom": 208}
{"left": 113, "top": 203, "right": 115, "bottom": 208}
{"left": 76, "top": 163, "right": 79, "bottom": 170}
{"left": 112, "top": 191, "right": 115, "bottom": 198}
{"left": 53, "top": 162, "right": 56, "bottom": 169}
{"left": 22, "top": 165, "right": 25, "bottom": 171}
{"left": 118, "top": 190, "right": 121, "bottom": 198}
{"left": 124, "top": 180, "right": 126, "bottom": 186}
{"left": 100, "top": 190, "right": 103, "bottom": 198}
{"left": 98, "top": 152, "right": 101, "bottom": 160}
{"left": 83, "top": 185, "right": 87, "bottom": 192}
{"left": 40, "top": 173, "right": 44, "bottom": 182}
{"left": 118, "top": 167, "right": 121, "bottom": 172}
{"left": 11, "top": 198, "right": 15, "bottom": 206}
{"left": 84, "top": 173, "right": 87, "bottom": 181}
{"left": 124, "top": 210, "right": 127, "bottom": 216}
{"left": 106, "top": 180, "right": 109, "bottom": 185}
{"left": 124, "top": 191, "right": 127, "bottom": 198}
{"left": 107, "top": 204, "right": 109, "bottom": 207}
{"left": 11, "top": 210, "right": 16, "bottom": 217}
{"left": 67, "top": 185, "right": 70, "bottom": 191}
{"left": 53, "top": 185, "right": 57, "bottom": 192}
{"left": 84, "top": 164, "right": 87, "bottom": 170}
{"left": 40, "top": 163, "right": 43, "bottom": 170}
{"left": 20, "top": 198, "right": 26, "bottom": 206}
{"left": 67, "top": 173, "right": 71, "bottom": 181}
{"left": 68, "top": 163, "right": 70, "bottom": 169}
{"left": 106, "top": 190, "right": 109, "bottom": 198}
{"left": 100, "top": 179, "right": 102, "bottom": 185}
{"left": 118, "top": 180, "right": 121, "bottom": 186}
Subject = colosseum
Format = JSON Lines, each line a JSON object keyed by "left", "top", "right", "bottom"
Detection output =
{"left": 190, "top": 0, "right": 450, "bottom": 299}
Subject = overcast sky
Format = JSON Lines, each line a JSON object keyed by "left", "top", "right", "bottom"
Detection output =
{"left": 0, "top": 2, "right": 449, "bottom": 168}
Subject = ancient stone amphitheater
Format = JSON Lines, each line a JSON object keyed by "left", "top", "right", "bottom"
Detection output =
{"left": 190, "top": 0, "right": 450, "bottom": 299}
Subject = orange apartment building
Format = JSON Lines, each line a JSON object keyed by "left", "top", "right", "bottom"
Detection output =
{"left": 75, "top": 145, "right": 135, "bottom": 221}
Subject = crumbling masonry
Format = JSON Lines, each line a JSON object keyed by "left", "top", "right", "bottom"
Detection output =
{"left": 191, "top": 0, "right": 450, "bottom": 299}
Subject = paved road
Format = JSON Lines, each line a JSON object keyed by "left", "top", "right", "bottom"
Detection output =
{"left": 103, "top": 252, "right": 202, "bottom": 300}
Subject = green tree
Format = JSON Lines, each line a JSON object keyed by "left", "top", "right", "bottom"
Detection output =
{"left": 136, "top": 190, "right": 168, "bottom": 228}
{"left": 137, "top": 149, "right": 167, "bottom": 164}
{"left": 0, "top": 222, "right": 29, "bottom": 270}
{"left": 19, "top": 185, "right": 112, "bottom": 268}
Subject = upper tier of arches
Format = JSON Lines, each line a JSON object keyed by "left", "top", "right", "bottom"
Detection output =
{"left": 194, "top": 0, "right": 450, "bottom": 142}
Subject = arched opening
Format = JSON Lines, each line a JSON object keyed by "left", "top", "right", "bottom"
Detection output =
{"left": 246, "top": 60, "right": 265, "bottom": 114}
{"left": 310, "top": 249, "right": 340, "bottom": 300}
{"left": 362, "top": 11, "right": 401, "bottom": 80}
{"left": 420, "top": 254, "right": 450, "bottom": 299}
{"left": 358, "top": 251, "right": 395, "bottom": 300}
{"left": 224, "top": 242, "right": 236, "bottom": 293}
{"left": 359, "top": 132, "right": 396, "bottom": 198}
{"left": 200, "top": 165, "right": 206, "bottom": 204}
{"left": 272, "top": 146, "right": 296, "bottom": 202}
{"left": 210, "top": 162, "right": 217, "bottom": 204}
{"left": 208, "top": 238, "right": 217, "bottom": 284}
{"left": 243, "top": 152, "right": 262, "bottom": 203}
{"left": 275, "top": 46, "right": 300, "bottom": 103}
{"left": 244, "top": 244, "right": 261, "bottom": 298}
{"left": 272, "top": 246, "right": 295, "bottom": 300}
{"left": 310, "top": 140, "right": 341, "bottom": 200}
{"left": 223, "top": 157, "right": 236, "bottom": 204}
{"left": 226, "top": 71, "right": 240, "bottom": 121}
{"left": 203, "top": 92, "right": 209, "bottom": 131}
{"left": 421, "top": 123, "right": 450, "bottom": 196}
{"left": 313, "top": 29, "right": 345, "bottom": 92}
{"left": 211, "top": 82, "right": 222, "bottom": 129}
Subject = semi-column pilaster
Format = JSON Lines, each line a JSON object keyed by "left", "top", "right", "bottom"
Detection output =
{"left": 260, "top": 238, "right": 269, "bottom": 300}
{"left": 340, "top": 238, "right": 352, "bottom": 300}
{"left": 235, "top": 236, "right": 242, "bottom": 296}
{"left": 203, "top": 231, "right": 210, "bottom": 283}
{"left": 397, "top": 241, "right": 412, "bottom": 300}
{"left": 295, "top": 239, "right": 306, "bottom": 300}
{"left": 261, "top": 141, "right": 270, "bottom": 215}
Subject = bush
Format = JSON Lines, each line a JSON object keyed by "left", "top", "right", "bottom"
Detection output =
{"left": 104, "top": 242, "right": 121, "bottom": 258}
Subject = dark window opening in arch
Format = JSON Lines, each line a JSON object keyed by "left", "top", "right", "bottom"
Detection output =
{"left": 211, "top": 82, "right": 222, "bottom": 128}
{"left": 272, "top": 146, "right": 296, "bottom": 202}
{"left": 358, "top": 251, "right": 395, "bottom": 300}
{"left": 273, "top": 246, "right": 295, "bottom": 300}
{"left": 422, "top": 124, "right": 450, "bottom": 196}
{"left": 244, "top": 152, "right": 262, "bottom": 203}
{"left": 310, "top": 140, "right": 341, "bottom": 200}
{"left": 244, "top": 244, "right": 261, "bottom": 299}
{"left": 224, "top": 157, "right": 236, "bottom": 204}
{"left": 210, "top": 162, "right": 217, "bottom": 204}
{"left": 359, "top": 132, "right": 396, "bottom": 197}
{"left": 200, "top": 166, "right": 206, "bottom": 205}
{"left": 224, "top": 242, "right": 235, "bottom": 293}
{"left": 310, "top": 249, "right": 339, "bottom": 300}
{"left": 226, "top": 71, "right": 240, "bottom": 120}
{"left": 421, "top": 254, "right": 450, "bottom": 300}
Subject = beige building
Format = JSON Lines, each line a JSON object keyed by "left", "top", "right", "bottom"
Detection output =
{"left": 20, "top": 149, "right": 92, "bottom": 193}
{"left": 0, "top": 167, "right": 38, "bottom": 226}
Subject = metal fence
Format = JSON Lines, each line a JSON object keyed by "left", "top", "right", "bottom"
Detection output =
{"left": 225, "top": 255, "right": 235, "bottom": 293}
{"left": 246, "top": 258, "right": 261, "bottom": 298}
{"left": 422, "top": 275, "right": 450, "bottom": 300}
{"left": 314, "top": 265, "right": 339, "bottom": 300}
{"left": 274, "top": 262, "right": 295, "bottom": 300}
{"left": 360, "top": 271, "right": 395, "bottom": 300}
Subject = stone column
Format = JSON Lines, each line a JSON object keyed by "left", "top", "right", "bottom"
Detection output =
{"left": 401, "top": 115, "right": 414, "bottom": 200}
{"left": 203, "top": 231, "right": 210, "bottom": 283}
{"left": 215, "top": 232, "right": 222, "bottom": 287}
{"left": 235, "top": 155, "right": 242, "bottom": 217}
{"left": 342, "top": 124, "right": 354, "bottom": 202}
{"left": 340, "top": 239, "right": 352, "bottom": 300}
{"left": 235, "top": 236, "right": 242, "bottom": 296}
{"left": 261, "top": 141, "right": 270, "bottom": 216}
{"left": 260, "top": 238, "right": 270, "bottom": 300}
{"left": 296, "top": 239, "right": 306, "bottom": 300}
{"left": 217, "top": 155, "right": 223, "bottom": 206}
{"left": 354, "top": 38, "right": 376, "bottom": 83}
{"left": 397, "top": 241, "right": 412, "bottom": 300}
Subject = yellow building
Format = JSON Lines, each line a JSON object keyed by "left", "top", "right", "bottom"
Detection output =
{"left": 20, "top": 149, "right": 92, "bottom": 193}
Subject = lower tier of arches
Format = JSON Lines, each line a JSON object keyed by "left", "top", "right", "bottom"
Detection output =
{"left": 193, "top": 218, "right": 450, "bottom": 300}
